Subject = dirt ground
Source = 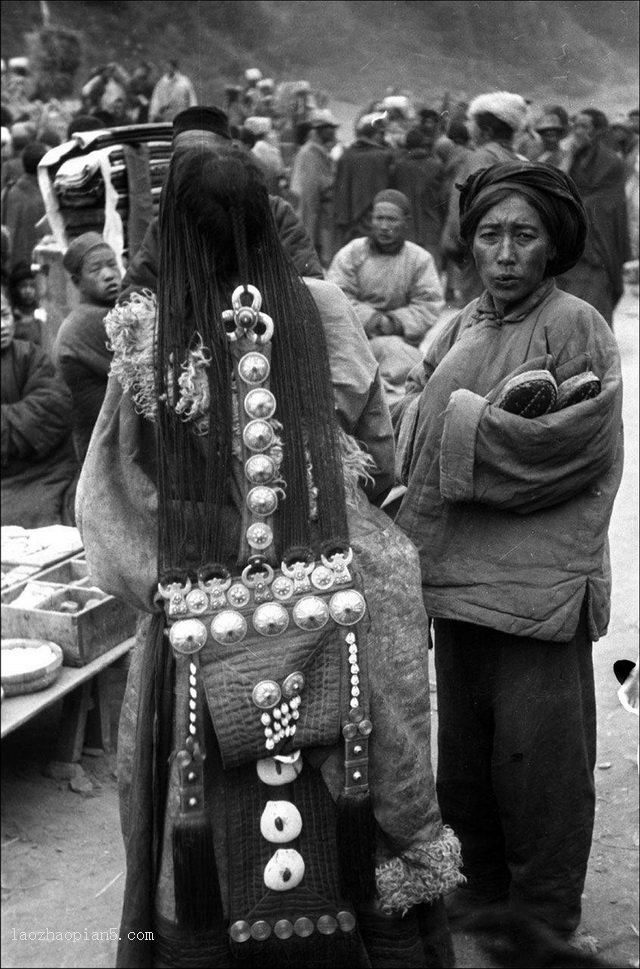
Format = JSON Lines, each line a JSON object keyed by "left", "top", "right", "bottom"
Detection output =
{"left": 1, "top": 290, "right": 638, "bottom": 969}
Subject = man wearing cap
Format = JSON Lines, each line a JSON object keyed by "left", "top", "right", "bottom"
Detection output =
{"left": 289, "top": 108, "right": 340, "bottom": 267}
{"left": 328, "top": 188, "right": 444, "bottom": 402}
{"left": 53, "top": 232, "right": 121, "bottom": 464}
{"left": 534, "top": 111, "right": 567, "bottom": 168}
{"left": 120, "top": 106, "right": 323, "bottom": 299}
{"left": 440, "top": 90, "right": 529, "bottom": 305}
{"left": 332, "top": 112, "right": 393, "bottom": 256}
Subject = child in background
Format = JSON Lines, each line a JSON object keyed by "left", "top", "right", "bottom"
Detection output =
{"left": 9, "top": 262, "right": 46, "bottom": 345}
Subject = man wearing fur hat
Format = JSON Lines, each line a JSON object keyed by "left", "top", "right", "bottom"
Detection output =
{"left": 440, "top": 91, "right": 529, "bottom": 305}
{"left": 53, "top": 232, "right": 121, "bottom": 464}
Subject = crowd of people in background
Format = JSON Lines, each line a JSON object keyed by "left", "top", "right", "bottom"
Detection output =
{"left": 0, "top": 51, "right": 637, "bottom": 522}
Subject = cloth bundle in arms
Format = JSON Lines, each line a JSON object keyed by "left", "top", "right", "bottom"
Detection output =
{"left": 76, "top": 142, "right": 462, "bottom": 968}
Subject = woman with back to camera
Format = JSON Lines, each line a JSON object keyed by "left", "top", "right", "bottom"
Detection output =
{"left": 393, "top": 161, "right": 623, "bottom": 949}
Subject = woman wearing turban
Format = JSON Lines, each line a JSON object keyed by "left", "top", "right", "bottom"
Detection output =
{"left": 393, "top": 162, "right": 623, "bottom": 946}
{"left": 76, "top": 137, "right": 463, "bottom": 966}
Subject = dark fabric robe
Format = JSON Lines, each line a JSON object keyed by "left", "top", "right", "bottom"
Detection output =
{"left": 557, "top": 139, "right": 630, "bottom": 325}
{"left": 332, "top": 139, "right": 393, "bottom": 255}
{"left": 1, "top": 338, "right": 77, "bottom": 526}
{"left": 53, "top": 298, "right": 113, "bottom": 462}
{"left": 390, "top": 148, "right": 446, "bottom": 267}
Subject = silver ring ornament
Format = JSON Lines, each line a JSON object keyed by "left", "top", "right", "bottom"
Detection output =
{"left": 199, "top": 571, "right": 231, "bottom": 594}
{"left": 232, "top": 283, "right": 263, "bottom": 313}
{"left": 321, "top": 547, "right": 353, "bottom": 569}
{"left": 158, "top": 575, "right": 192, "bottom": 600}
{"left": 242, "top": 562, "right": 275, "bottom": 588}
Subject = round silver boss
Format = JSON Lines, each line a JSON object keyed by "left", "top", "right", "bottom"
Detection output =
{"left": 243, "top": 419, "right": 274, "bottom": 452}
{"left": 227, "top": 583, "right": 251, "bottom": 608}
{"left": 252, "top": 679, "right": 282, "bottom": 709}
{"left": 210, "top": 610, "right": 248, "bottom": 645}
{"left": 246, "top": 522, "right": 274, "bottom": 550}
{"left": 253, "top": 602, "right": 290, "bottom": 636}
{"left": 246, "top": 486, "right": 278, "bottom": 517}
{"left": 329, "top": 590, "right": 367, "bottom": 626}
{"left": 244, "top": 388, "right": 276, "bottom": 420}
{"left": 271, "top": 575, "right": 294, "bottom": 601}
{"left": 185, "top": 588, "right": 209, "bottom": 614}
{"left": 292, "top": 596, "right": 330, "bottom": 630}
{"left": 169, "top": 618, "right": 208, "bottom": 653}
{"left": 245, "top": 454, "right": 276, "bottom": 484}
{"left": 238, "top": 351, "right": 270, "bottom": 385}
{"left": 282, "top": 671, "right": 306, "bottom": 697}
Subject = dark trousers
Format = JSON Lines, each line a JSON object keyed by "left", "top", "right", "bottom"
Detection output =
{"left": 433, "top": 607, "right": 596, "bottom": 937}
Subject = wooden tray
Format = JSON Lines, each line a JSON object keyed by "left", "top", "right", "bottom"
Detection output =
{"left": 1, "top": 584, "right": 137, "bottom": 668}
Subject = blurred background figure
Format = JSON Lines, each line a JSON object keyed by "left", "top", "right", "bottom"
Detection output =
{"left": 127, "top": 61, "right": 155, "bottom": 124}
{"left": 1, "top": 140, "right": 48, "bottom": 274}
{"left": 557, "top": 107, "right": 630, "bottom": 326}
{"left": 149, "top": 59, "right": 197, "bottom": 122}
{"left": 1, "top": 119, "right": 37, "bottom": 191}
{"left": 289, "top": 107, "right": 340, "bottom": 268}
{"left": 390, "top": 125, "right": 446, "bottom": 271}
{"left": 332, "top": 110, "right": 392, "bottom": 255}
{"left": 534, "top": 109, "right": 568, "bottom": 167}
{"left": 9, "top": 262, "right": 45, "bottom": 345}
{"left": 243, "top": 115, "right": 286, "bottom": 194}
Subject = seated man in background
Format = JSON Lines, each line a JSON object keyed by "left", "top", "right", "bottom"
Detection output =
{"left": 1, "top": 284, "right": 77, "bottom": 527}
{"left": 53, "top": 232, "right": 122, "bottom": 464}
{"left": 327, "top": 188, "right": 443, "bottom": 401}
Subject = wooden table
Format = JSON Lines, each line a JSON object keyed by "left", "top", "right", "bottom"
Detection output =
{"left": 1, "top": 637, "right": 134, "bottom": 761}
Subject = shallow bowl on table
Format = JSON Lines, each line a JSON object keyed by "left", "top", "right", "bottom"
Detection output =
{"left": 1, "top": 638, "right": 64, "bottom": 696}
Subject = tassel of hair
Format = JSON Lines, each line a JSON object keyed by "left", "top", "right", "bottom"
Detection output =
{"left": 172, "top": 813, "right": 223, "bottom": 931}
{"left": 336, "top": 788, "right": 377, "bottom": 904}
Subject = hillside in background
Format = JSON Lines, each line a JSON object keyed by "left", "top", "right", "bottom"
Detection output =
{"left": 1, "top": 0, "right": 638, "bottom": 120}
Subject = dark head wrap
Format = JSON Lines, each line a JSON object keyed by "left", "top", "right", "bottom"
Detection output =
{"left": 458, "top": 162, "right": 587, "bottom": 277}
